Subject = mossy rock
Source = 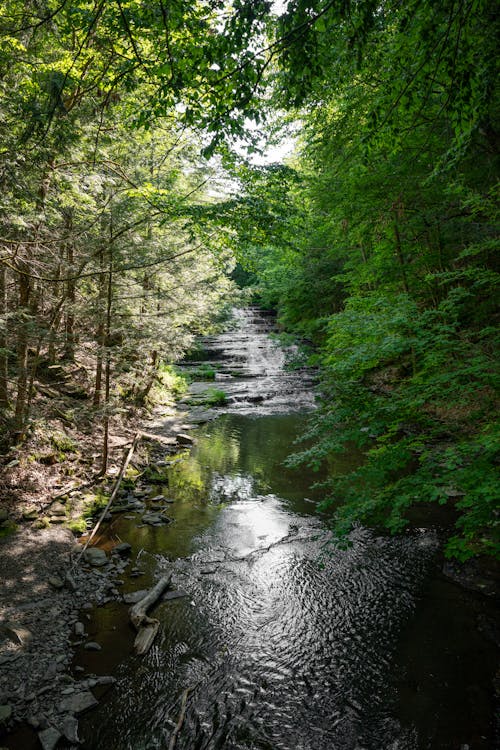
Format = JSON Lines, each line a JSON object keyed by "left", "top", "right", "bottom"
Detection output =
{"left": 67, "top": 518, "right": 87, "bottom": 534}
{"left": 22, "top": 509, "right": 39, "bottom": 521}
{"left": 0, "top": 521, "right": 18, "bottom": 538}
{"left": 33, "top": 517, "right": 51, "bottom": 530}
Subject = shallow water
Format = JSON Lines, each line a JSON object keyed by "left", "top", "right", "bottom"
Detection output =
{"left": 76, "top": 308, "right": 498, "bottom": 750}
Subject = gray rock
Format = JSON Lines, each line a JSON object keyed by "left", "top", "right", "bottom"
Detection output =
{"left": 50, "top": 503, "right": 67, "bottom": 516}
{"left": 58, "top": 691, "right": 98, "bottom": 714}
{"left": 83, "top": 548, "right": 107, "bottom": 567}
{"left": 0, "top": 705, "right": 12, "bottom": 723}
{"left": 141, "top": 513, "right": 170, "bottom": 526}
{"left": 0, "top": 509, "right": 9, "bottom": 524}
{"left": 83, "top": 641, "right": 101, "bottom": 651}
{"left": 45, "top": 663, "right": 58, "bottom": 679}
{"left": 74, "top": 622, "right": 85, "bottom": 636}
{"left": 22, "top": 509, "right": 39, "bottom": 521}
{"left": 48, "top": 576, "right": 65, "bottom": 589}
{"left": 62, "top": 715, "right": 79, "bottom": 743}
{"left": 3, "top": 624, "right": 33, "bottom": 646}
{"left": 38, "top": 727, "right": 62, "bottom": 750}
{"left": 95, "top": 676, "right": 116, "bottom": 686}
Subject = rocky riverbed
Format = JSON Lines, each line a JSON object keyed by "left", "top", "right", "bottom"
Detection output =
{"left": 0, "top": 414, "right": 197, "bottom": 749}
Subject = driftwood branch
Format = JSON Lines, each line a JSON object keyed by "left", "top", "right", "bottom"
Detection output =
{"left": 73, "top": 431, "right": 141, "bottom": 567}
{"left": 129, "top": 574, "right": 172, "bottom": 654}
{"left": 168, "top": 684, "right": 198, "bottom": 750}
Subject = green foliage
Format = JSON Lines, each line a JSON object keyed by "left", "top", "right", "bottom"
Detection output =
{"left": 157, "top": 364, "right": 189, "bottom": 399}
{"left": 203, "top": 388, "right": 228, "bottom": 407}
{"left": 182, "top": 364, "right": 217, "bottom": 382}
{"left": 222, "top": 1, "right": 499, "bottom": 559}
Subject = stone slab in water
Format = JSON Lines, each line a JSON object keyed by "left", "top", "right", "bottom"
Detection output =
{"left": 58, "top": 691, "right": 98, "bottom": 714}
{"left": 38, "top": 726, "right": 62, "bottom": 750}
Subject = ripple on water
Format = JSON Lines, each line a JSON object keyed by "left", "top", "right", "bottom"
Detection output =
{"left": 78, "top": 309, "right": 496, "bottom": 750}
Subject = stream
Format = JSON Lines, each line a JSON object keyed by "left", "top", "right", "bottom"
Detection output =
{"left": 77, "top": 307, "right": 497, "bottom": 749}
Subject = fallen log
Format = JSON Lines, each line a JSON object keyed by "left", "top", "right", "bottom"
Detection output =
{"left": 129, "top": 574, "right": 172, "bottom": 655}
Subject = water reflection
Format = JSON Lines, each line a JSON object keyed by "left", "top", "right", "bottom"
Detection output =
{"left": 79, "top": 413, "right": 447, "bottom": 750}
{"left": 167, "top": 414, "right": 335, "bottom": 512}
{"left": 77, "top": 309, "right": 497, "bottom": 750}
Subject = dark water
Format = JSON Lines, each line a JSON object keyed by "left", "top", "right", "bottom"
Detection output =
{"left": 75, "top": 308, "right": 498, "bottom": 750}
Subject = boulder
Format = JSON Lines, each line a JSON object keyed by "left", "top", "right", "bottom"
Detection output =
{"left": 83, "top": 548, "right": 107, "bottom": 567}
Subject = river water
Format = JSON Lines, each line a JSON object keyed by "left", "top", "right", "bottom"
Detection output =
{"left": 78, "top": 307, "right": 498, "bottom": 749}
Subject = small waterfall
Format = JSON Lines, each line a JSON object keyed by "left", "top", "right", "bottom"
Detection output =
{"left": 184, "top": 306, "right": 315, "bottom": 414}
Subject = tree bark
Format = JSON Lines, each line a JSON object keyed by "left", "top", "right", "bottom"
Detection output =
{"left": 14, "top": 262, "right": 31, "bottom": 431}
{"left": 0, "top": 262, "right": 8, "bottom": 409}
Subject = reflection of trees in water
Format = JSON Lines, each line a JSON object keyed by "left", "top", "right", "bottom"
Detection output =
{"left": 168, "top": 414, "right": 331, "bottom": 507}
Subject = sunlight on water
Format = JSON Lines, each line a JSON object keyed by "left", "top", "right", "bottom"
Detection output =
{"left": 77, "top": 309, "right": 498, "bottom": 750}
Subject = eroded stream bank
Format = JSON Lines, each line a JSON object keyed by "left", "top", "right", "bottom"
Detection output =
{"left": 3, "top": 307, "right": 499, "bottom": 750}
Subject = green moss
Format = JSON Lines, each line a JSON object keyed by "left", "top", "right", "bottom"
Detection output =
{"left": 32, "top": 517, "right": 50, "bottom": 530}
{"left": 184, "top": 364, "right": 217, "bottom": 381}
{"left": 82, "top": 490, "right": 109, "bottom": 518}
{"left": 50, "top": 432, "right": 78, "bottom": 453}
{"left": 124, "top": 466, "right": 141, "bottom": 481}
{"left": 144, "top": 464, "right": 170, "bottom": 484}
{"left": 0, "top": 521, "right": 18, "bottom": 538}
{"left": 66, "top": 518, "right": 87, "bottom": 534}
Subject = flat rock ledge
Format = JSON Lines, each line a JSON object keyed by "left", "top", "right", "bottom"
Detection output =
{"left": 0, "top": 526, "right": 122, "bottom": 744}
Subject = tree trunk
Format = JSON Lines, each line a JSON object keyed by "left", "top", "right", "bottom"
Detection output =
{"left": 64, "top": 240, "right": 76, "bottom": 361}
{"left": 100, "top": 219, "right": 113, "bottom": 476}
{"left": 0, "top": 262, "right": 8, "bottom": 409}
{"left": 93, "top": 246, "right": 106, "bottom": 407}
{"left": 14, "top": 262, "right": 31, "bottom": 431}
{"left": 135, "top": 350, "right": 158, "bottom": 404}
